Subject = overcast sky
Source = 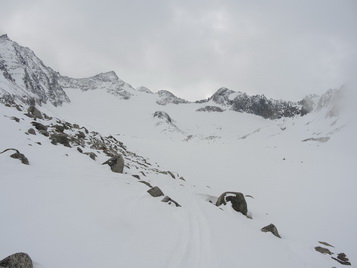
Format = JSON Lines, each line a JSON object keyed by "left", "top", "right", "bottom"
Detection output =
{"left": 1, "top": 0, "right": 356, "bottom": 101}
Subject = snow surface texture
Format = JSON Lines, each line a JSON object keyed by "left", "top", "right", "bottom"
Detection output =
{"left": 1, "top": 35, "right": 356, "bottom": 268}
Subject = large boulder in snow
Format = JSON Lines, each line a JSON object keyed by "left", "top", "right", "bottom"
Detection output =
{"left": 0, "top": 252, "right": 33, "bottom": 268}
{"left": 216, "top": 192, "right": 248, "bottom": 216}
{"left": 102, "top": 155, "right": 124, "bottom": 173}
{"left": 27, "top": 106, "right": 43, "bottom": 119}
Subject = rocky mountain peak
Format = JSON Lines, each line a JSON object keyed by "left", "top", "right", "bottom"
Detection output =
{"left": 0, "top": 34, "right": 70, "bottom": 106}
{"left": 156, "top": 90, "right": 188, "bottom": 105}
{"left": 0, "top": 34, "right": 10, "bottom": 40}
{"left": 207, "top": 87, "right": 304, "bottom": 119}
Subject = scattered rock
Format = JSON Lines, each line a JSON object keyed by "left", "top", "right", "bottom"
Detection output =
{"left": 196, "top": 106, "right": 224, "bottom": 112}
{"left": 261, "top": 223, "right": 281, "bottom": 238}
{"left": 216, "top": 192, "right": 248, "bottom": 216}
{"left": 102, "top": 155, "right": 125, "bottom": 173}
{"left": 138, "top": 180, "right": 153, "bottom": 188}
{"left": 302, "top": 137, "right": 330, "bottom": 143}
{"left": 319, "top": 241, "right": 334, "bottom": 247}
{"left": 0, "top": 252, "right": 33, "bottom": 268}
{"left": 147, "top": 186, "right": 164, "bottom": 197}
{"left": 53, "top": 124, "right": 65, "bottom": 133}
{"left": 84, "top": 152, "right": 97, "bottom": 160}
{"left": 162, "top": 196, "right": 181, "bottom": 207}
{"left": 77, "top": 147, "right": 83, "bottom": 153}
{"left": 315, "top": 246, "right": 333, "bottom": 255}
{"left": 76, "top": 131, "right": 86, "bottom": 139}
{"left": 73, "top": 124, "right": 80, "bottom": 128}
{"left": 332, "top": 253, "right": 351, "bottom": 266}
{"left": 38, "top": 129, "right": 49, "bottom": 137}
{"left": 10, "top": 116, "right": 20, "bottom": 123}
{"left": 0, "top": 148, "right": 29, "bottom": 165}
{"left": 27, "top": 105, "right": 43, "bottom": 119}
{"left": 132, "top": 174, "right": 141, "bottom": 180}
{"left": 167, "top": 171, "right": 175, "bottom": 179}
{"left": 50, "top": 133, "right": 71, "bottom": 147}
{"left": 31, "top": 121, "right": 47, "bottom": 131}
{"left": 28, "top": 128, "right": 36, "bottom": 135}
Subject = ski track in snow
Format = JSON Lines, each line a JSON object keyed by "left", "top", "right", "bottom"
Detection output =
{"left": 165, "top": 194, "right": 212, "bottom": 268}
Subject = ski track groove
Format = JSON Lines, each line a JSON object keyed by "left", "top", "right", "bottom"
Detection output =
{"left": 164, "top": 193, "right": 212, "bottom": 268}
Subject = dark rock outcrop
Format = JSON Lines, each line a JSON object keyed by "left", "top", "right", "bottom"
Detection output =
{"left": 208, "top": 87, "right": 306, "bottom": 119}
{"left": 332, "top": 253, "right": 351, "bottom": 266}
{"left": 0, "top": 252, "right": 33, "bottom": 268}
{"left": 196, "top": 106, "right": 224, "bottom": 112}
{"left": 314, "top": 246, "right": 333, "bottom": 255}
{"left": 153, "top": 111, "right": 173, "bottom": 123}
{"left": 0, "top": 148, "right": 29, "bottom": 165}
{"left": 261, "top": 223, "right": 281, "bottom": 238}
{"left": 216, "top": 192, "right": 248, "bottom": 215}
{"left": 102, "top": 155, "right": 124, "bottom": 173}
{"left": 156, "top": 90, "right": 188, "bottom": 105}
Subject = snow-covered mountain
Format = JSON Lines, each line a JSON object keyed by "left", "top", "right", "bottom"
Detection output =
{"left": 0, "top": 35, "right": 355, "bottom": 268}
{"left": 0, "top": 34, "right": 69, "bottom": 106}
{"left": 197, "top": 87, "right": 316, "bottom": 119}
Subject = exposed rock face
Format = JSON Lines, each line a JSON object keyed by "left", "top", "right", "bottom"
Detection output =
{"left": 147, "top": 186, "right": 164, "bottom": 197}
{"left": 156, "top": 90, "right": 188, "bottom": 105}
{"left": 207, "top": 87, "right": 305, "bottom": 119}
{"left": 261, "top": 223, "right": 281, "bottom": 238}
{"left": 196, "top": 106, "right": 224, "bottom": 112}
{"left": 153, "top": 111, "right": 172, "bottom": 123}
{"left": 216, "top": 192, "right": 248, "bottom": 216}
{"left": 59, "top": 71, "right": 135, "bottom": 100}
{"left": 136, "top": 86, "right": 153, "bottom": 94}
{"left": 0, "top": 252, "right": 33, "bottom": 268}
{"left": 102, "top": 155, "right": 124, "bottom": 173}
{"left": 0, "top": 34, "right": 70, "bottom": 106}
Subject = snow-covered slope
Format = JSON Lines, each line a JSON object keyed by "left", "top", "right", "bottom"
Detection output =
{"left": 1, "top": 35, "right": 356, "bottom": 268}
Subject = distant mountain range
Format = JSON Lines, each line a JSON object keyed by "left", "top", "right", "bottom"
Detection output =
{"left": 0, "top": 34, "right": 341, "bottom": 119}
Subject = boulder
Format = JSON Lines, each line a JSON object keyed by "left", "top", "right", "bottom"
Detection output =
{"left": 147, "top": 186, "right": 164, "bottom": 197}
{"left": 28, "top": 128, "right": 36, "bottom": 135}
{"left": 162, "top": 196, "right": 181, "bottom": 207}
{"left": 0, "top": 252, "right": 33, "bottom": 268}
{"left": 261, "top": 223, "right": 281, "bottom": 238}
{"left": 314, "top": 246, "right": 333, "bottom": 255}
{"left": 216, "top": 192, "right": 248, "bottom": 215}
{"left": 102, "top": 155, "right": 124, "bottom": 173}
{"left": 27, "top": 105, "right": 43, "bottom": 119}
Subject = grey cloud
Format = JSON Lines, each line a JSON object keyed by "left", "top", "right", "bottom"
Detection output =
{"left": 1, "top": 0, "right": 356, "bottom": 101}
